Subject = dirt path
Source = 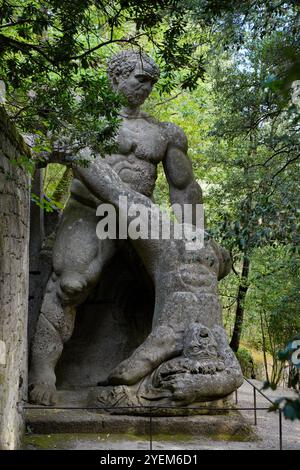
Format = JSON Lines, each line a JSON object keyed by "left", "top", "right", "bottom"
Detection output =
{"left": 231, "top": 379, "right": 300, "bottom": 450}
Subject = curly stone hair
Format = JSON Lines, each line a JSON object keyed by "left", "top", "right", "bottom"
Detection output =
{"left": 107, "top": 50, "right": 160, "bottom": 84}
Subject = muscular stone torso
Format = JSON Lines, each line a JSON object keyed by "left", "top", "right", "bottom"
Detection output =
{"left": 71, "top": 115, "right": 169, "bottom": 207}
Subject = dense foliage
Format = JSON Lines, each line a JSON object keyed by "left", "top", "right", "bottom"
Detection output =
{"left": 0, "top": 0, "right": 206, "bottom": 161}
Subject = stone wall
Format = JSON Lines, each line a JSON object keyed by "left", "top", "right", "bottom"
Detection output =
{"left": 0, "top": 106, "right": 30, "bottom": 449}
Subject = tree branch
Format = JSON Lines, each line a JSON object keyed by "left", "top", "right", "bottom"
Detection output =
{"left": 0, "top": 19, "right": 33, "bottom": 28}
{"left": 154, "top": 92, "right": 182, "bottom": 107}
{"left": 69, "top": 33, "right": 146, "bottom": 61}
{"left": 248, "top": 145, "right": 292, "bottom": 169}
{"left": 0, "top": 33, "right": 55, "bottom": 64}
{"left": 270, "top": 154, "right": 300, "bottom": 180}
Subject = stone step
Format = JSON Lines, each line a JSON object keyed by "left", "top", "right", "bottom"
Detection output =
{"left": 25, "top": 408, "right": 256, "bottom": 442}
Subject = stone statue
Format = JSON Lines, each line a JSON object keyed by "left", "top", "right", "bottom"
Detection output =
{"left": 29, "top": 50, "right": 203, "bottom": 405}
{"left": 73, "top": 159, "right": 243, "bottom": 410}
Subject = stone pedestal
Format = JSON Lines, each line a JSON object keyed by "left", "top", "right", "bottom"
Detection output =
{"left": 25, "top": 389, "right": 256, "bottom": 443}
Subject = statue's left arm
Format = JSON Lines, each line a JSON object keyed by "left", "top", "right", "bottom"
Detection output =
{"left": 162, "top": 122, "right": 203, "bottom": 226}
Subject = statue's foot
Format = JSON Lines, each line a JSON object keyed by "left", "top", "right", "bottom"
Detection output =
{"left": 29, "top": 382, "right": 58, "bottom": 406}
{"left": 98, "top": 359, "right": 146, "bottom": 386}
{"left": 104, "top": 328, "right": 182, "bottom": 386}
{"left": 106, "top": 358, "right": 145, "bottom": 386}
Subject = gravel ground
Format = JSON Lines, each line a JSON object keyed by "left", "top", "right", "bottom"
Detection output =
{"left": 230, "top": 379, "right": 300, "bottom": 450}
{"left": 25, "top": 380, "right": 300, "bottom": 450}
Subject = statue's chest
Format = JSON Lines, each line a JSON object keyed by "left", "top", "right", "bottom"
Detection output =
{"left": 116, "top": 119, "right": 168, "bottom": 163}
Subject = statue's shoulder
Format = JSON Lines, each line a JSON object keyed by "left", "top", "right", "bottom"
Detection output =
{"left": 161, "top": 121, "right": 188, "bottom": 152}
{"left": 140, "top": 111, "right": 159, "bottom": 125}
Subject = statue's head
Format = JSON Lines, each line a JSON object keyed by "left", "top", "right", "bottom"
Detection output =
{"left": 107, "top": 50, "right": 160, "bottom": 107}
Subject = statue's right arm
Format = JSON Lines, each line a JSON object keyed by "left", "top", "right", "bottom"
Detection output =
{"left": 73, "top": 159, "right": 122, "bottom": 204}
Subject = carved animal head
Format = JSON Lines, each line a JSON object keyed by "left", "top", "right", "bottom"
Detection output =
{"left": 183, "top": 323, "right": 219, "bottom": 360}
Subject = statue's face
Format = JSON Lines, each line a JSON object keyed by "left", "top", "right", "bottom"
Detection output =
{"left": 116, "top": 62, "right": 156, "bottom": 107}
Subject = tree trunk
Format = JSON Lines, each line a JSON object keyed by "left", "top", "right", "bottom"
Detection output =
{"left": 230, "top": 254, "right": 250, "bottom": 352}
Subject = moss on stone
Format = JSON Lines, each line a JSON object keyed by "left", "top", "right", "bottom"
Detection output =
{"left": 24, "top": 428, "right": 258, "bottom": 450}
{"left": 24, "top": 433, "right": 149, "bottom": 450}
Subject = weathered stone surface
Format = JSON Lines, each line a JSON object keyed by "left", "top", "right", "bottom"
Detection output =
{"left": 25, "top": 387, "right": 257, "bottom": 446}
{"left": 25, "top": 406, "right": 255, "bottom": 441}
{"left": 29, "top": 51, "right": 242, "bottom": 413}
{"left": 28, "top": 51, "right": 203, "bottom": 407}
{"left": 74, "top": 160, "right": 243, "bottom": 410}
{"left": 0, "top": 106, "right": 30, "bottom": 449}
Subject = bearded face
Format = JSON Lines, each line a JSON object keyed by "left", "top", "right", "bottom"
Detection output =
{"left": 115, "top": 63, "right": 156, "bottom": 107}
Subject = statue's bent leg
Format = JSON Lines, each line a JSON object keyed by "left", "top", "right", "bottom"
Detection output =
{"left": 29, "top": 198, "right": 115, "bottom": 405}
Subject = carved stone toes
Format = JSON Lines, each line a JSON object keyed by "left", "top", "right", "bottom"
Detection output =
{"left": 97, "top": 378, "right": 109, "bottom": 386}
{"left": 108, "top": 371, "right": 132, "bottom": 386}
{"left": 29, "top": 383, "right": 57, "bottom": 406}
{"left": 108, "top": 362, "right": 141, "bottom": 386}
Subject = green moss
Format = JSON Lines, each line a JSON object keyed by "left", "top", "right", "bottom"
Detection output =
{"left": 23, "top": 429, "right": 257, "bottom": 450}
{"left": 152, "top": 431, "right": 256, "bottom": 443}
{"left": 23, "top": 433, "right": 149, "bottom": 450}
